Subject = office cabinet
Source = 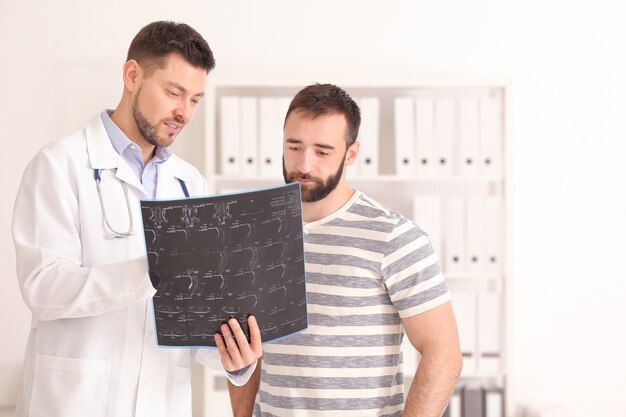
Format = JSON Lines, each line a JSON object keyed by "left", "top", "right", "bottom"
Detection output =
{"left": 201, "top": 80, "right": 510, "bottom": 417}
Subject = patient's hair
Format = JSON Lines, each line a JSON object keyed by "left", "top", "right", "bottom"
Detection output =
{"left": 286, "top": 83, "right": 361, "bottom": 146}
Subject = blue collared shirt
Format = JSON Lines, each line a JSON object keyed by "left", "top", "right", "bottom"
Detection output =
{"left": 100, "top": 110, "right": 172, "bottom": 198}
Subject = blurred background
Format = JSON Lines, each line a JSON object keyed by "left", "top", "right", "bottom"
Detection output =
{"left": 1, "top": 1, "right": 625, "bottom": 416}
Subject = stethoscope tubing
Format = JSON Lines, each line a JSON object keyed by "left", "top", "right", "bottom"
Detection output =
{"left": 94, "top": 168, "right": 189, "bottom": 239}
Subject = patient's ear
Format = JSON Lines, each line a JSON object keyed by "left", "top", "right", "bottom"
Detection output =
{"left": 345, "top": 140, "right": 360, "bottom": 166}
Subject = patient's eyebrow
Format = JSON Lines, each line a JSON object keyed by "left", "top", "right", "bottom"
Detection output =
{"left": 285, "top": 138, "right": 336, "bottom": 151}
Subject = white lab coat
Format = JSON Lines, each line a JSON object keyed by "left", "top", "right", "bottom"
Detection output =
{"left": 12, "top": 114, "right": 252, "bottom": 417}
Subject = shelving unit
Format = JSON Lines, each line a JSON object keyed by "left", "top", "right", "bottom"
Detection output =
{"left": 200, "top": 79, "right": 511, "bottom": 417}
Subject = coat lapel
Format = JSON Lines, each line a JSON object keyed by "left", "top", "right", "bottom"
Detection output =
{"left": 85, "top": 114, "right": 148, "bottom": 198}
{"left": 155, "top": 156, "right": 191, "bottom": 199}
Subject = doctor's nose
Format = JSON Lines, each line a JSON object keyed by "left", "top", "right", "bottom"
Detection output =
{"left": 174, "top": 101, "right": 194, "bottom": 124}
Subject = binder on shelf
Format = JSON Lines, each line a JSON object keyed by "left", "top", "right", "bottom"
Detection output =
{"left": 394, "top": 97, "right": 416, "bottom": 176}
{"left": 452, "top": 291, "right": 476, "bottom": 375}
{"left": 277, "top": 96, "right": 291, "bottom": 125}
{"left": 412, "top": 194, "right": 442, "bottom": 259}
{"left": 258, "top": 97, "right": 282, "bottom": 178}
{"left": 443, "top": 388, "right": 462, "bottom": 417}
{"left": 479, "top": 96, "right": 503, "bottom": 177}
{"left": 457, "top": 98, "right": 481, "bottom": 176}
{"left": 415, "top": 98, "right": 436, "bottom": 177}
{"left": 446, "top": 385, "right": 504, "bottom": 417}
{"left": 465, "top": 196, "right": 485, "bottom": 276}
{"left": 401, "top": 333, "right": 420, "bottom": 378}
{"left": 276, "top": 97, "right": 291, "bottom": 174}
{"left": 350, "top": 96, "right": 364, "bottom": 179}
{"left": 357, "top": 97, "right": 380, "bottom": 176}
{"left": 442, "top": 195, "right": 466, "bottom": 275}
{"left": 434, "top": 98, "right": 455, "bottom": 177}
{"left": 478, "top": 291, "right": 501, "bottom": 374}
{"left": 219, "top": 96, "right": 241, "bottom": 175}
{"left": 461, "top": 386, "right": 484, "bottom": 417}
{"left": 484, "top": 387, "right": 504, "bottom": 417}
{"left": 240, "top": 96, "right": 258, "bottom": 177}
{"left": 483, "top": 195, "right": 503, "bottom": 276}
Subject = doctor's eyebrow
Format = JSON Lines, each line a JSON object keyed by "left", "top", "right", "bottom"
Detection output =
{"left": 167, "top": 82, "right": 205, "bottom": 98}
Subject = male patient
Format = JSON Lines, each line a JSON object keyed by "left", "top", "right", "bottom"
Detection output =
{"left": 228, "top": 83, "right": 462, "bottom": 417}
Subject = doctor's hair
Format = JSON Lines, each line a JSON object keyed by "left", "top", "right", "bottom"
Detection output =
{"left": 127, "top": 21, "right": 215, "bottom": 76}
{"left": 285, "top": 83, "right": 361, "bottom": 146}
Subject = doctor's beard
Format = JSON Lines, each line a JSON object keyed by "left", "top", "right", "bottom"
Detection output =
{"left": 283, "top": 156, "right": 345, "bottom": 203}
{"left": 132, "top": 88, "right": 181, "bottom": 148}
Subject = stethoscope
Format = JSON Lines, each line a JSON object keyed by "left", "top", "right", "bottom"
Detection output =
{"left": 94, "top": 168, "right": 190, "bottom": 238}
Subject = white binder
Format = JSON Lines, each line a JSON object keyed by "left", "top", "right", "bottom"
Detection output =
{"left": 442, "top": 195, "right": 466, "bottom": 275}
{"left": 434, "top": 98, "right": 455, "bottom": 176}
{"left": 276, "top": 97, "right": 292, "bottom": 175}
{"left": 394, "top": 97, "right": 416, "bottom": 176}
{"left": 485, "top": 388, "right": 504, "bottom": 417}
{"left": 478, "top": 292, "right": 501, "bottom": 374}
{"left": 457, "top": 98, "right": 480, "bottom": 176}
{"left": 483, "top": 195, "right": 503, "bottom": 276}
{"left": 415, "top": 98, "right": 436, "bottom": 177}
{"left": 277, "top": 97, "right": 291, "bottom": 127}
{"left": 480, "top": 96, "right": 503, "bottom": 177}
{"left": 401, "top": 333, "right": 420, "bottom": 379}
{"left": 453, "top": 291, "right": 477, "bottom": 375}
{"left": 412, "top": 194, "right": 442, "bottom": 259}
{"left": 219, "top": 96, "right": 241, "bottom": 175}
{"left": 357, "top": 97, "right": 380, "bottom": 176}
{"left": 448, "top": 389, "right": 462, "bottom": 417}
{"left": 258, "top": 97, "right": 281, "bottom": 178}
{"left": 240, "top": 97, "right": 258, "bottom": 177}
{"left": 465, "top": 195, "right": 485, "bottom": 276}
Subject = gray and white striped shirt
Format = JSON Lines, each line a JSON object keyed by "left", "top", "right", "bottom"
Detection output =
{"left": 254, "top": 191, "right": 451, "bottom": 417}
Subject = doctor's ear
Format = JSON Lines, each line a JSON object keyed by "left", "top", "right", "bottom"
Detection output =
{"left": 122, "top": 59, "right": 142, "bottom": 92}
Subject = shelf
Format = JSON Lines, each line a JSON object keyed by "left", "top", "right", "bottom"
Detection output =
{"left": 203, "top": 80, "right": 511, "bottom": 417}
{"left": 213, "top": 174, "right": 504, "bottom": 183}
{"left": 446, "top": 274, "right": 502, "bottom": 281}
{"left": 210, "top": 176, "right": 505, "bottom": 204}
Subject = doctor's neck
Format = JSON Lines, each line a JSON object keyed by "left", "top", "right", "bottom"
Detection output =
{"left": 110, "top": 106, "right": 160, "bottom": 165}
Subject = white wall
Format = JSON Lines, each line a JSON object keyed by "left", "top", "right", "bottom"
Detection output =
{"left": 2, "top": 1, "right": 625, "bottom": 415}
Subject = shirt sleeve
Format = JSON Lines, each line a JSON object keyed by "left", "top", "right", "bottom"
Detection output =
{"left": 380, "top": 217, "right": 451, "bottom": 318}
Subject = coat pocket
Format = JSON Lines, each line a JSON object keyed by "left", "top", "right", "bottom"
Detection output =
{"left": 30, "top": 354, "right": 110, "bottom": 417}
{"left": 169, "top": 365, "right": 192, "bottom": 417}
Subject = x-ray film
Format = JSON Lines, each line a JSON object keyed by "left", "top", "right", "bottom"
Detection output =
{"left": 140, "top": 182, "right": 307, "bottom": 347}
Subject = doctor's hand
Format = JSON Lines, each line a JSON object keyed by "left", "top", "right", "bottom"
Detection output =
{"left": 215, "top": 315, "right": 262, "bottom": 372}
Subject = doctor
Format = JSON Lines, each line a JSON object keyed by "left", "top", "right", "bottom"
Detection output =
{"left": 11, "top": 21, "right": 262, "bottom": 417}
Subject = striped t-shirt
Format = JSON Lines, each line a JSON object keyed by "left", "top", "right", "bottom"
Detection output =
{"left": 254, "top": 191, "right": 451, "bottom": 417}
